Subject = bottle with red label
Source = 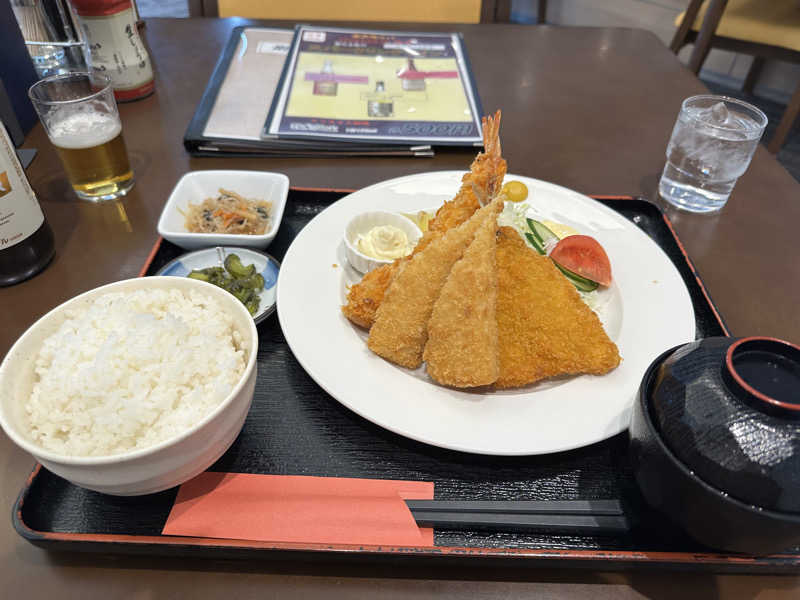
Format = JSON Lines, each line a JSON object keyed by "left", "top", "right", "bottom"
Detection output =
{"left": 0, "top": 120, "right": 55, "bottom": 286}
{"left": 69, "top": 0, "right": 155, "bottom": 102}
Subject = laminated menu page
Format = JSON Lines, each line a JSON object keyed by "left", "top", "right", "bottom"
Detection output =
{"left": 185, "top": 26, "right": 436, "bottom": 157}
{"left": 262, "top": 25, "right": 484, "bottom": 146}
{"left": 202, "top": 28, "right": 294, "bottom": 142}
{"left": 184, "top": 27, "right": 294, "bottom": 153}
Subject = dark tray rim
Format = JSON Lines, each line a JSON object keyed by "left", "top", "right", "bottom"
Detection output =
{"left": 15, "top": 466, "right": 800, "bottom": 572}
{"left": 19, "top": 190, "right": 794, "bottom": 572}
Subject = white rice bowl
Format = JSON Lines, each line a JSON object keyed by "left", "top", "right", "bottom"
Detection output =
{"left": 27, "top": 287, "right": 246, "bottom": 457}
{"left": 0, "top": 277, "right": 258, "bottom": 495}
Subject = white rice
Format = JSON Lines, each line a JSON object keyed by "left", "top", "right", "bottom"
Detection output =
{"left": 25, "top": 288, "right": 247, "bottom": 457}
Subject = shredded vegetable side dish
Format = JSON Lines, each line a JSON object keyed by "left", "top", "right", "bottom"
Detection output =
{"left": 183, "top": 189, "right": 272, "bottom": 234}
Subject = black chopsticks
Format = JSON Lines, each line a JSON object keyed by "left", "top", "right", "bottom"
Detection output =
{"left": 405, "top": 499, "right": 630, "bottom": 535}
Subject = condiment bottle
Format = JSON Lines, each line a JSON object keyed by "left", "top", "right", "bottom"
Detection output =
{"left": 0, "top": 119, "right": 55, "bottom": 286}
{"left": 69, "top": 0, "right": 154, "bottom": 102}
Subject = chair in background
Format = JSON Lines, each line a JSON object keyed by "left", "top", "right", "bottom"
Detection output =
{"left": 189, "top": 0, "right": 512, "bottom": 23}
{"left": 670, "top": 0, "right": 800, "bottom": 153}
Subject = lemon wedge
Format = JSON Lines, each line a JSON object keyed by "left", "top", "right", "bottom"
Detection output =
{"left": 541, "top": 219, "right": 579, "bottom": 239}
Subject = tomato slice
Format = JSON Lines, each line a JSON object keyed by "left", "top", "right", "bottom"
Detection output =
{"left": 549, "top": 235, "right": 612, "bottom": 287}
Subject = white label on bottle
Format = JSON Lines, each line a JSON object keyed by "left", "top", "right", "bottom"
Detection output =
{"left": 81, "top": 8, "right": 154, "bottom": 91}
{"left": 0, "top": 125, "right": 44, "bottom": 250}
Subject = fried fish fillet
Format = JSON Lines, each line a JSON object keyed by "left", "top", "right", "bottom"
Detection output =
{"left": 495, "top": 227, "right": 621, "bottom": 388}
{"left": 341, "top": 111, "right": 506, "bottom": 330}
{"left": 423, "top": 211, "right": 499, "bottom": 387}
{"left": 367, "top": 199, "right": 504, "bottom": 369}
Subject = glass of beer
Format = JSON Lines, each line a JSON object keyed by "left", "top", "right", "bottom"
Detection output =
{"left": 28, "top": 72, "right": 134, "bottom": 202}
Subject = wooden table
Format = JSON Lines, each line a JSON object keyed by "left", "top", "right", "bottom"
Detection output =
{"left": 2, "top": 18, "right": 799, "bottom": 598}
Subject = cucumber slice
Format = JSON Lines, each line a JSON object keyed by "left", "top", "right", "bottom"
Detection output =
{"left": 524, "top": 232, "right": 546, "bottom": 255}
{"left": 525, "top": 218, "right": 544, "bottom": 245}
{"left": 526, "top": 218, "right": 560, "bottom": 248}
{"left": 553, "top": 262, "right": 600, "bottom": 292}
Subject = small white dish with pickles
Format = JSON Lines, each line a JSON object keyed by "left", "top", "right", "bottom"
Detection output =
{"left": 155, "top": 246, "right": 279, "bottom": 324}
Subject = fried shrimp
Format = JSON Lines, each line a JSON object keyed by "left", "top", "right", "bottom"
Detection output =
{"left": 341, "top": 110, "right": 506, "bottom": 329}
{"left": 428, "top": 110, "right": 506, "bottom": 232}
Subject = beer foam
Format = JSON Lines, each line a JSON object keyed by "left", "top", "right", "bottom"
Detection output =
{"left": 50, "top": 111, "right": 121, "bottom": 150}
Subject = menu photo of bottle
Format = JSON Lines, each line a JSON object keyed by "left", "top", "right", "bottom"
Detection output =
{"left": 0, "top": 120, "right": 55, "bottom": 286}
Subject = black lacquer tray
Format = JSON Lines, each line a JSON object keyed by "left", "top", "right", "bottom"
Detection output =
{"left": 14, "top": 189, "right": 800, "bottom": 572}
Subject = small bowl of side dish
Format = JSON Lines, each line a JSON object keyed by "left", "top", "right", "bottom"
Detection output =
{"left": 344, "top": 211, "right": 422, "bottom": 273}
{"left": 155, "top": 246, "right": 280, "bottom": 325}
{"left": 157, "top": 170, "right": 289, "bottom": 250}
{"left": 0, "top": 276, "right": 258, "bottom": 496}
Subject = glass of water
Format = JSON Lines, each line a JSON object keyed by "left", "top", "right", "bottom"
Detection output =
{"left": 658, "top": 95, "right": 767, "bottom": 213}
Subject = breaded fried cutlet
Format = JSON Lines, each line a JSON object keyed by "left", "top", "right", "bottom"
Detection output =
{"left": 423, "top": 211, "right": 499, "bottom": 387}
{"left": 341, "top": 262, "right": 398, "bottom": 329}
{"left": 495, "top": 227, "right": 620, "bottom": 388}
{"left": 341, "top": 232, "right": 440, "bottom": 329}
{"left": 367, "top": 199, "right": 504, "bottom": 369}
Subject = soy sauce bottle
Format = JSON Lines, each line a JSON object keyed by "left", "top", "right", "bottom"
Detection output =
{"left": 70, "top": 0, "right": 155, "bottom": 102}
{"left": 0, "top": 120, "right": 55, "bottom": 286}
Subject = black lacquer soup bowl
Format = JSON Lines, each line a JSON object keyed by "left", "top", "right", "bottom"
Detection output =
{"left": 629, "top": 336, "right": 800, "bottom": 554}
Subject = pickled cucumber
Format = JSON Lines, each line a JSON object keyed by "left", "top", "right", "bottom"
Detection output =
{"left": 188, "top": 253, "right": 263, "bottom": 315}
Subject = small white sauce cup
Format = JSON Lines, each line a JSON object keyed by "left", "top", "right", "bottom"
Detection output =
{"left": 343, "top": 211, "right": 423, "bottom": 273}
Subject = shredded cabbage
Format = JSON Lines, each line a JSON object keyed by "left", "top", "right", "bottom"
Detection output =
{"left": 497, "top": 201, "right": 542, "bottom": 232}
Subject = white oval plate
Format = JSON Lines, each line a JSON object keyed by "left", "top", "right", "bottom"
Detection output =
{"left": 156, "top": 246, "right": 280, "bottom": 324}
{"left": 277, "top": 172, "right": 695, "bottom": 455}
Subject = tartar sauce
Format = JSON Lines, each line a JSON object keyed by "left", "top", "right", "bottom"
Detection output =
{"left": 357, "top": 225, "right": 412, "bottom": 260}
